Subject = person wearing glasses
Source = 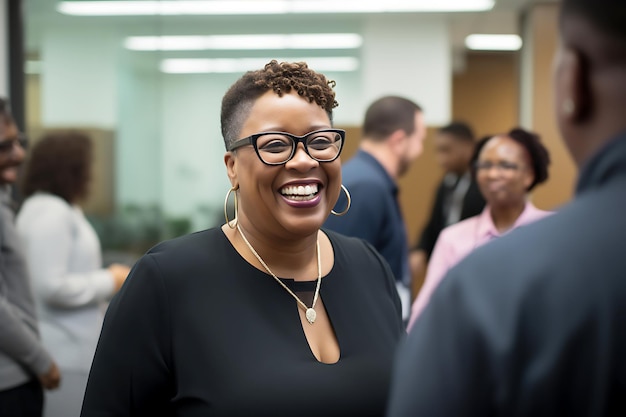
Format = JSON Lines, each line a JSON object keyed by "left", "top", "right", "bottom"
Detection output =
{"left": 324, "top": 96, "right": 426, "bottom": 323}
{"left": 80, "top": 61, "right": 404, "bottom": 417}
{"left": 16, "top": 131, "right": 131, "bottom": 417}
{"left": 0, "top": 98, "right": 61, "bottom": 417}
{"left": 407, "top": 127, "right": 552, "bottom": 329}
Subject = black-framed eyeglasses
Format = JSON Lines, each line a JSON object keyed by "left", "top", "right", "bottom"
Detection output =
{"left": 228, "top": 128, "right": 345, "bottom": 166}
{"left": 0, "top": 133, "right": 28, "bottom": 154}
{"left": 474, "top": 160, "right": 523, "bottom": 173}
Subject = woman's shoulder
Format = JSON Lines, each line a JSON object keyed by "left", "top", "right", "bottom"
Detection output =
{"left": 147, "top": 227, "right": 225, "bottom": 259}
{"left": 21, "top": 192, "right": 70, "bottom": 212}
{"left": 439, "top": 214, "right": 482, "bottom": 241}
{"left": 323, "top": 228, "right": 369, "bottom": 251}
{"left": 324, "top": 228, "right": 399, "bottom": 302}
{"left": 324, "top": 228, "right": 388, "bottom": 267}
{"left": 17, "top": 193, "right": 73, "bottom": 226}
{"left": 120, "top": 228, "right": 238, "bottom": 295}
{"left": 138, "top": 227, "right": 237, "bottom": 274}
{"left": 520, "top": 202, "right": 554, "bottom": 226}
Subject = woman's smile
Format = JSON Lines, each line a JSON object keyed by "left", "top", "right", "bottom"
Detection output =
{"left": 280, "top": 182, "right": 322, "bottom": 207}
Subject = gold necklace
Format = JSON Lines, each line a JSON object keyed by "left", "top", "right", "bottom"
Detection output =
{"left": 236, "top": 223, "right": 322, "bottom": 324}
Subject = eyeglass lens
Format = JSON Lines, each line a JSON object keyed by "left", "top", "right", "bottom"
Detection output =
{"left": 475, "top": 161, "right": 520, "bottom": 172}
{"left": 0, "top": 135, "right": 27, "bottom": 153}
{"left": 256, "top": 131, "right": 342, "bottom": 164}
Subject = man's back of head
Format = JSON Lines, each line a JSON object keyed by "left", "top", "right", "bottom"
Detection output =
{"left": 555, "top": 0, "right": 626, "bottom": 166}
{"left": 362, "top": 96, "right": 422, "bottom": 142}
{"left": 360, "top": 96, "right": 426, "bottom": 179}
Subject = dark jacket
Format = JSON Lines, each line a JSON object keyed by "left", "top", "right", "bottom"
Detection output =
{"left": 415, "top": 175, "right": 485, "bottom": 259}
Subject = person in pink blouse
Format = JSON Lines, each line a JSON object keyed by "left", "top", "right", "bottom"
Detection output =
{"left": 407, "top": 127, "right": 552, "bottom": 330}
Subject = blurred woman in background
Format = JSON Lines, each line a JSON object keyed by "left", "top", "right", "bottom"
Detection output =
{"left": 16, "top": 131, "right": 130, "bottom": 417}
{"left": 407, "top": 127, "right": 552, "bottom": 329}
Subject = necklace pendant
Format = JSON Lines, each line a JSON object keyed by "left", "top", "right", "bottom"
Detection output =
{"left": 305, "top": 308, "right": 317, "bottom": 324}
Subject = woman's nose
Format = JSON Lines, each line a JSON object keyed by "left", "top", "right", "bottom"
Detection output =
{"left": 285, "top": 143, "right": 319, "bottom": 171}
{"left": 481, "top": 166, "right": 502, "bottom": 180}
{"left": 11, "top": 140, "right": 26, "bottom": 160}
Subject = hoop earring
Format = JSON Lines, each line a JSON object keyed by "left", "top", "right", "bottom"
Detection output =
{"left": 224, "top": 186, "right": 239, "bottom": 229}
{"left": 331, "top": 184, "right": 351, "bottom": 216}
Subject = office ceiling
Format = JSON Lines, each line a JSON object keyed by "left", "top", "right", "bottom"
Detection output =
{"left": 24, "top": 0, "right": 554, "bottom": 56}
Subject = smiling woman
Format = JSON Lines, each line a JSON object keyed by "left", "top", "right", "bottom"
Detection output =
{"left": 80, "top": 60, "right": 404, "bottom": 417}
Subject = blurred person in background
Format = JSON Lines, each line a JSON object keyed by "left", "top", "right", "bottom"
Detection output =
{"left": 80, "top": 60, "right": 404, "bottom": 417}
{"left": 407, "top": 127, "right": 551, "bottom": 328}
{"left": 0, "top": 98, "right": 60, "bottom": 417}
{"left": 16, "top": 131, "right": 130, "bottom": 417}
{"left": 409, "top": 121, "right": 485, "bottom": 296}
{"left": 324, "top": 96, "right": 426, "bottom": 323}
{"left": 387, "top": 5, "right": 626, "bottom": 405}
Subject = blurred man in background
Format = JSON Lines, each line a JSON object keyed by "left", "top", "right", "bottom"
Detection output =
{"left": 0, "top": 98, "right": 60, "bottom": 417}
{"left": 324, "top": 95, "right": 426, "bottom": 322}
{"left": 409, "top": 122, "right": 485, "bottom": 296}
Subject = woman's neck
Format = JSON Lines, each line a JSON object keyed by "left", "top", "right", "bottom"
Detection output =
{"left": 489, "top": 201, "right": 527, "bottom": 233}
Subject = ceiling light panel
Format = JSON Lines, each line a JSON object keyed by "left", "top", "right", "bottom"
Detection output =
{"left": 58, "top": 0, "right": 495, "bottom": 16}
{"left": 160, "top": 57, "right": 359, "bottom": 73}
{"left": 124, "top": 34, "right": 363, "bottom": 51}
{"left": 465, "top": 34, "right": 523, "bottom": 51}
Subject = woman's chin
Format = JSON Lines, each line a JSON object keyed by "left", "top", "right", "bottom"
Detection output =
{"left": 281, "top": 215, "right": 326, "bottom": 236}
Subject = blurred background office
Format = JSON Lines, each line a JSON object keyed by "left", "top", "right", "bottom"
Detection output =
{"left": 1, "top": 0, "right": 570, "bottom": 278}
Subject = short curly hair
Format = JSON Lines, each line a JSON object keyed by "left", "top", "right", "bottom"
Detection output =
{"left": 220, "top": 60, "right": 338, "bottom": 150}
{"left": 21, "top": 131, "right": 92, "bottom": 204}
{"left": 471, "top": 127, "right": 551, "bottom": 191}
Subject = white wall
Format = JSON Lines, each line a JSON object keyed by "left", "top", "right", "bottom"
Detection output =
{"left": 362, "top": 15, "right": 451, "bottom": 126}
{"left": 41, "top": 25, "right": 118, "bottom": 128}
{"left": 116, "top": 65, "right": 162, "bottom": 207}
{"left": 160, "top": 72, "right": 232, "bottom": 223}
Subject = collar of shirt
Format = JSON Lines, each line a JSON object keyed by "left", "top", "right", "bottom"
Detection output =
{"left": 576, "top": 130, "right": 626, "bottom": 195}
{"left": 354, "top": 149, "right": 399, "bottom": 197}
{"left": 474, "top": 201, "right": 544, "bottom": 242}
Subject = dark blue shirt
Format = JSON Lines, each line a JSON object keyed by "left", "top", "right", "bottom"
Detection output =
{"left": 324, "top": 150, "right": 409, "bottom": 284}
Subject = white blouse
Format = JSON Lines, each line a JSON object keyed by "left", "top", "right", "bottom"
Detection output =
{"left": 16, "top": 192, "right": 115, "bottom": 371}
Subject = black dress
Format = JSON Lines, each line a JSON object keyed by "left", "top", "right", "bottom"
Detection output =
{"left": 81, "top": 228, "right": 404, "bottom": 417}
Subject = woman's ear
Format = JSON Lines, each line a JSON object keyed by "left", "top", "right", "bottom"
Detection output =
{"left": 224, "top": 152, "right": 238, "bottom": 187}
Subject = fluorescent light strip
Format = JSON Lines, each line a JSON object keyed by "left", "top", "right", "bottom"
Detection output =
{"left": 160, "top": 57, "right": 359, "bottom": 73}
{"left": 125, "top": 34, "right": 363, "bottom": 51}
{"left": 58, "top": 0, "right": 495, "bottom": 16}
{"left": 465, "top": 34, "right": 523, "bottom": 51}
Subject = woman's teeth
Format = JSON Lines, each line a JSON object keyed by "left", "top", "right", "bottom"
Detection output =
{"left": 280, "top": 184, "right": 319, "bottom": 200}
